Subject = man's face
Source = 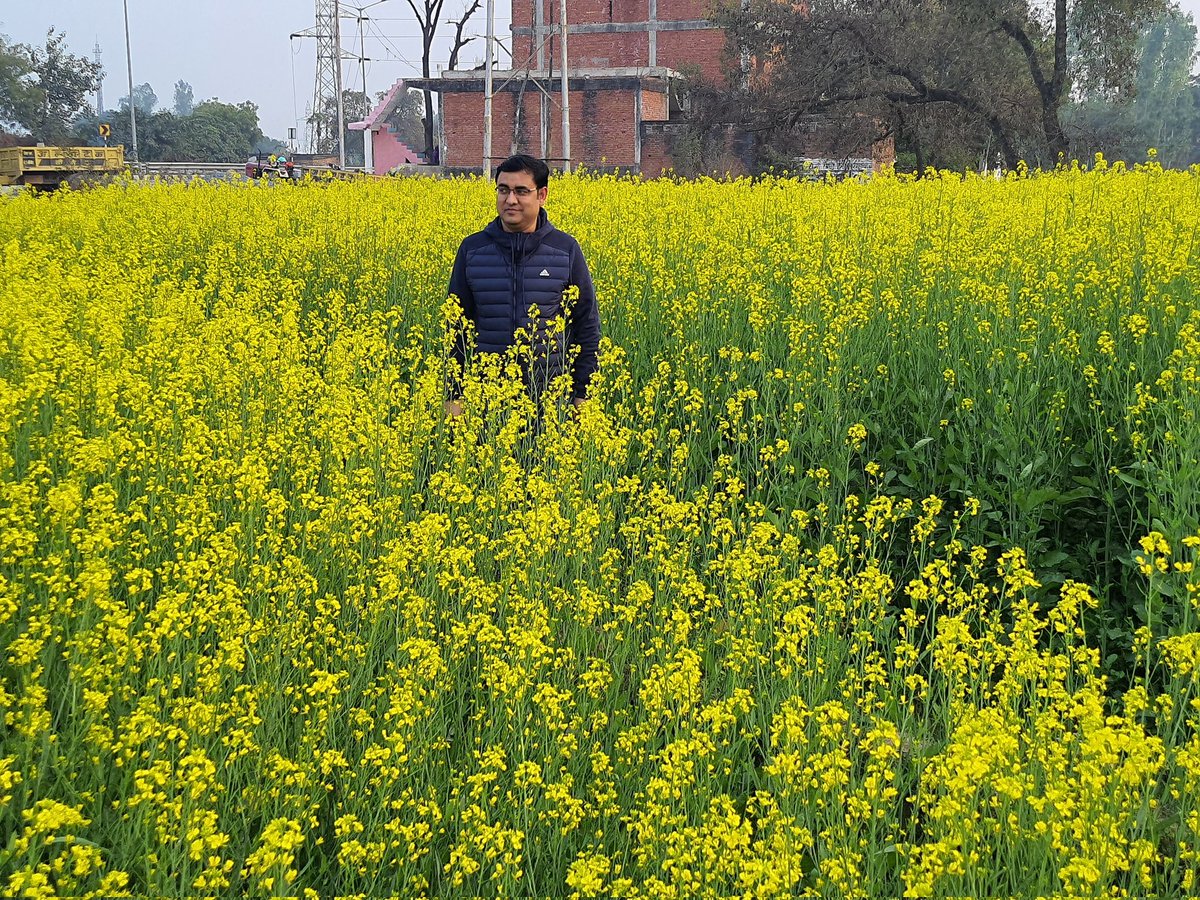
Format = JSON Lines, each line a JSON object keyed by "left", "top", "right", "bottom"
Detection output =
{"left": 496, "top": 169, "right": 547, "bottom": 233}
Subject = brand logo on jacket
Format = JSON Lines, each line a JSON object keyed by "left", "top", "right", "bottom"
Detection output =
{"left": 540, "top": 269, "right": 550, "bottom": 277}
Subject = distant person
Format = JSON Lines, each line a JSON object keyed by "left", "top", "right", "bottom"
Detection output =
{"left": 445, "top": 154, "right": 600, "bottom": 419}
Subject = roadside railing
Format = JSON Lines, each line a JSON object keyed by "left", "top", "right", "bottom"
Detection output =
{"left": 134, "top": 162, "right": 389, "bottom": 182}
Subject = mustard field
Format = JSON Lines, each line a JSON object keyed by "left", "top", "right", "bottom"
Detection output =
{"left": 1, "top": 164, "right": 1199, "bottom": 897}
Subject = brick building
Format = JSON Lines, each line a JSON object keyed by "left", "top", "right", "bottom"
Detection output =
{"left": 405, "top": 0, "right": 891, "bottom": 175}
{"left": 402, "top": 0, "right": 724, "bottom": 173}
{"left": 509, "top": 0, "right": 726, "bottom": 81}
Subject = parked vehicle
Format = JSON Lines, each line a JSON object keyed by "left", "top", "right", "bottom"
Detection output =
{"left": 0, "top": 145, "right": 125, "bottom": 189}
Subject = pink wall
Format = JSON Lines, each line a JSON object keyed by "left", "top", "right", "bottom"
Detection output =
{"left": 371, "top": 130, "right": 421, "bottom": 173}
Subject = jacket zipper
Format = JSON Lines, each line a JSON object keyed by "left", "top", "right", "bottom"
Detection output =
{"left": 511, "top": 240, "right": 518, "bottom": 333}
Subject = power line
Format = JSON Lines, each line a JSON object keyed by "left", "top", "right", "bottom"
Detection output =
{"left": 367, "top": 16, "right": 511, "bottom": 23}
{"left": 365, "top": 18, "right": 422, "bottom": 71}
{"left": 291, "top": 1, "right": 346, "bottom": 163}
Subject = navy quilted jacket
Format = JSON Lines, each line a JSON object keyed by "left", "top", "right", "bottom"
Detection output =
{"left": 447, "top": 209, "right": 601, "bottom": 401}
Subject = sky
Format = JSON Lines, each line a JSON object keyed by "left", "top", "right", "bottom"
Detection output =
{"left": 0, "top": 0, "right": 513, "bottom": 142}
{"left": 2, "top": 1, "right": 1199, "bottom": 143}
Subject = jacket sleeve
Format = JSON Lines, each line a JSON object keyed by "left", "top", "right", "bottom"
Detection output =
{"left": 446, "top": 242, "right": 475, "bottom": 400}
{"left": 568, "top": 241, "right": 601, "bottom": 401}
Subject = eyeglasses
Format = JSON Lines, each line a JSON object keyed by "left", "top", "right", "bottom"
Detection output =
{"left": 496, "top": 185, "right": 537, "bottom": 198}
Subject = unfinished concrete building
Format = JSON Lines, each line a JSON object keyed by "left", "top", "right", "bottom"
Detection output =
{"left": 404, "top": 1, "right": 722, "bottom": 173}
{"left": 406, "top": 1, "right": 891, "bottom": 175}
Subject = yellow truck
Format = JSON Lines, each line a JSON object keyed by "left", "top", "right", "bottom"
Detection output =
{"left": 0, "top": 145, "right": 125, "bottom": 189}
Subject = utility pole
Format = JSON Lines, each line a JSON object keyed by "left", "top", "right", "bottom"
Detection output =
{"left": 359, "top": 9, "right": 369, "bottom": 171}
{"left": 342, "top": 0, "right": 388, "bottom": 171}
{"left": 559, "top": 0, "right": 570, "bottom": 173}
{"left": 122, "top": 0, "right": 138, "bottom": 163}
{"left": 537, "top": 0, "right": 548, "bottom": 159}
{"left": 484, "top": 0, "right": 494, "bottom": 173}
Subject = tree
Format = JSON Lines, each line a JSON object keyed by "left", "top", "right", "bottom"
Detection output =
{"left": 0, "top": 29, "right": 100, "bottom": 142}
{"left": 120, "top": 82, "right": 157, "bottom": 116}
{"left": 719, "top": 2, "right": 1036, "bottom": 169}
{"left": 75, "top": 97, "right": 275, "bottom": 162}
{"left": 0, "top": 33, "right": 36, "bottom": 134}
{"left": 1066, "top": 6, "right": 1200, "bottom": 166}
{"left": 990, "top": 0, "right": 1166, "bottom": 161}
{"left": 177, "top": 100, "right": 270, "bottom": 160}
{"left": 174, "top": 80, "right": 194, "bottom": 117}
{"left": 448, "top": 0, "right": 484, "bottom": 71}
{"left": 721, "top": 0, "right": 1168, "bottom": 169}
{"left": 307, "top": 88, "right": 370, "bottom": 164}
{"left": 402, "top": 0, "right": 483, "bottom": 156}
{"left": 341, "top": 89, "right": 370, "bottom": 167}
{"left": 382, "top": 87, "right": 427, "bottom": 150}
{"left": 1124, "top": 7, "right": 1198, "bottom": 165}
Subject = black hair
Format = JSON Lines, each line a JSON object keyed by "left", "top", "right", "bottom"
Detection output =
{"left": 494, "top": 154, "right": 550, "bottom": 189}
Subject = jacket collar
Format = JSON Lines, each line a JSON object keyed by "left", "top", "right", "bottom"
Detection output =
{"left": 484, "top": 208, "right": 553, "bottom": 262}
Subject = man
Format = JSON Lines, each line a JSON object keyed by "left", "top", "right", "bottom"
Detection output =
{"left": 445, "top": 155, "right": 601, "bottom": 418}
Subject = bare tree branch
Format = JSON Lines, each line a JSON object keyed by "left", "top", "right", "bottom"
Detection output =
{"left": 997, "top": 18, "right": 1048, "bottom": 94}
{"left": 713, "top": 0, "right": 1159, "bottom": 169}
{"left": 449, "top": 0, "right": 484, "bottom": 71}
{"left": 402, "top": 0, "right": 452, "bottom": 157}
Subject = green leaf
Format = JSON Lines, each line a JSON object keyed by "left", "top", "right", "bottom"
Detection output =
{"left": 1039, "top": 550, "right": 1072, "bottom": 568}
{"left": 1058, "top": 486, "right": 1097, "bottom": 503}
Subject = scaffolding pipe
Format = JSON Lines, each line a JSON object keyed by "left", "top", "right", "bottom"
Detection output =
{"left": 484, "top": 0, "right": 494, "bottom": 172}
{"left": 536, "top": 0, "right": 547, "bottom": 158}
{"left": 559, "top": 0, "right": 570, "bottom": 172}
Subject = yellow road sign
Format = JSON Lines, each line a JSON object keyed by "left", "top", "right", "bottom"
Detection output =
{"left": 98, "top": 123, "right": 111, "bottom": 138}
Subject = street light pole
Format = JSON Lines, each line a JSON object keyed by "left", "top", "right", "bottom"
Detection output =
{"left": 358, "top": 10, "right": 370, "bottom": 172}
{"left": 122, "top": 0, "right": 138, "bottom": 164}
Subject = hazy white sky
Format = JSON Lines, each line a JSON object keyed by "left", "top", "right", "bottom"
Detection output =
{"left": 2, "top": 1, "right": 1199, "bottom": 142}
{"left": 1, "top": 1, "right": 512, "bottom": 140}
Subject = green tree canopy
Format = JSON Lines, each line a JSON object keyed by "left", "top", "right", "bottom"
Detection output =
{"left": 76, "top": 98, "right": 277, "bottom": 162}
{"left": 382, "top": 87, "right": 426, "bottom": 151}
{"left": 119, "top": 82, "right": 157, "bottom": 117}
{"left": 0, "top": 29, "right": 100, "bottom": 143}
{"left": 173, "top": 80, "right": 194, "bottom": 117}
{"left": 1066, "top": 6, "right": 1200, "bottom": 166}
{"left": 176, "top": 99, "right": 270, "bottom": 160}
{"left": 0, "top": 33, "right": 37, "bottom": 134}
